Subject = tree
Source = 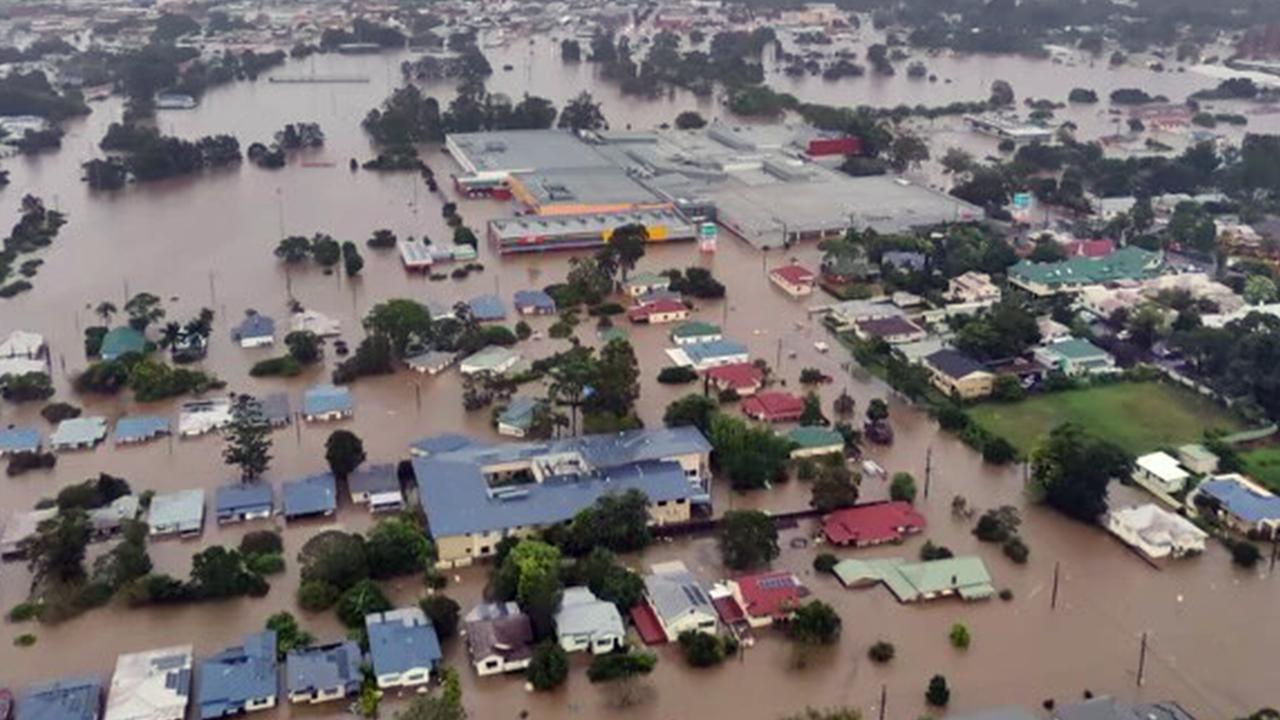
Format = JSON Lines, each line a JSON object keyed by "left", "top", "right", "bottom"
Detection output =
{"left": 788, "top": 600, "right": 842, "bottom": 645}
{"left": 341, "top": 241, "right": 364, "bottom": 277}
{"left": 222, "top": 395, "right": 272, "bottom": 481}
{"left": 603, "top": 224, "right": 647, "bottom": 283}
{"left": 889, "top": 472, "right": 917, "bottom": 503}
{"left": 496, "top": 540, "right": 563, "bottom": 637}
{"left": 1030, "top": 423, "right": 1130, "bottom": 522}
{"left": 299, "top": 530, "right": 369, "bottom": 591}
{"left": 325, "top": 429, "right": 366, "bottom": 481}
{"left": 95, "top": 301, "right": 117, "bottom": 325}
{"left": 675, "top": 111, "right": 707, "bottom": 130}
{"left": 336, "top": 578, "right": 392, "bottom": 627}
{"left": 284, "top": 330, "right": 321, "bottom": 364}
{"left": 548, "top": 346, "right": 596, "bottom": 435}
{"left": 189, "top": 546, "right": 264, "bottom": 599}
{"left": 678, "top": 630, "right": 727, "bottom": 667}
{"left": 124, "top": 291, "right": 164, "bottom": 331}
{"left": 926, "top": 675, "right": 951, "bottom": 707}
{"left": 709, "top": 413, "right": 793, "bottom": 490}
{"left": 565, "top": 489, "right": 652, "bottom": 555}
{"left": 811, "top": 464, "right": 859, "bottom": 512}
{"left": 367, "top": 229, "right": 397, "bottom": 249}
{"left": 867, "top": 641, "right": 895, "bottom": 663}
{"left": 364, "top": 299, "right": 433, "bottom": 357}
{"left": 940, "top": 148, "right": 975, "bottom": 175}
{"left": 832, "top": 390, "right": 855, "bottom": 419}
{"left": 587, "top": 651, "right": 657, "bottom": 682}
{"left": 888, "top": 133, "right": 929, "bottom": 172}
{"left": 310, "top": 234, "right": 341, "bottom": 266}
{"left": 949, "top": 622, "right": 971, "bottom": 649}
{"left": 718, "top": 510, "right": 779, "bottom": 570}
{"left": 989, "top": 79, "right": 1015, "bottom": 106}
{"left": 526, "top": 642, "right": 569, "bottom": 690}
{"left": 1245, "top": 275, "right": 1277, "bottom": 305}
{"left": 366, "top": 517, "right": 432, "bottom": 578}
{"left": 274, "top": 235, "right": 311, "bottom": 263}
{"left": 663, "top": 394, "right": 718, "bottom": 434}
{"left": 266, "top": 612, "right": 313, "bottom": 659}
{"left": 28, "top": 508, "right": 91, "bottom": 584}
{"left": 973, "top": 505, "right": 1021, "bottom": 542}
{"left": 557, "top": 91, "right": 606, "bottom": 131}
{"left": 866, "top": 398, "right": 889, "bottom": 423}
{"left": 588, "top": 338, "right": 640, "bottom": 419}
{"left": 799, "top": 391, "right": 825, "bottom": 426}
{"left": 420, "top": 595, "right": 461, "bottom": 639}
{"left": 395, "top": 686, "right": 466, "bottom": 720}
{"left": 571, "top": 547, "right": 646, "bottom": 611}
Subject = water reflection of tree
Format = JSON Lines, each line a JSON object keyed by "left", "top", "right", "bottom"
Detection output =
{"left": 605, "top": 677, "right": 656, "bottom": 709}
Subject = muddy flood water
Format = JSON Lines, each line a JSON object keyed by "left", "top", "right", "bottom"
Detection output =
{"left": 0, "top": 32, "right": 1278, "bottom": 720}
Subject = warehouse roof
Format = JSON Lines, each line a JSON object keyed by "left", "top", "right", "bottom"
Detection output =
{"left": 447, "top": 129, "right": 611, "bottom": 175}
{"left": 511, "top": 166, "right": 661, "bottom": 207}
{"left": 489, "top": 208, "right": 697, "bottom": 243}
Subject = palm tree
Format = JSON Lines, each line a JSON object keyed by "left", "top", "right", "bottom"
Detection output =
{"left": 158, "top": 321, "right": 182, "bottom": 349}
{"left": 95, "top": 301, "right": 117, "bottom": 325}
{"left": 548, "top": 348, "right": 595, "bottom": 436}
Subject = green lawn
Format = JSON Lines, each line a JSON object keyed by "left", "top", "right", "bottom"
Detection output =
{"left": 1241, "top": 446, "right": 1280, "bottom": 493}
{"left": 969, "top": 382, "right": 1245, "bottom": 456}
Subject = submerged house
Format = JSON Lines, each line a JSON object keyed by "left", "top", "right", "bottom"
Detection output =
{"left": 19, "top": 677, "right": 103, "bottom": 720}
{"left": 104, "top": 646, "right": 193, "bottom": 720}
{"left": 285, "top": 642, "right": 362, "bottom": 704}
{"left": 464, "top": 602, "right": 534, "bottom": 676}
{"left": 147, "top": 490, "right": 205, "bottom": 537}
{"left": 196, "top": 632, "right": 278, "bottom": 719}
{"left": 555, "top": 587, "right": 626, "bottom": 655}
{"left": 832, "top": 556, "right": 994, "bottom": 603}
{"left": 282, "top": 473, "right": 337, "bottom": 520}
{"left": 637, "top": 560, "right": 717, "bottom": 644}
{"left": 215, "top": 483, "right": 274, "bottom": 524}
{"left": 365, "top": 607, "right": 443, "bottom": 690}
{"left": 302, "top": 385, "right": 353, "bottom": 422}
{"left": 347, "top": 464, "right": 404, "bottom": 513}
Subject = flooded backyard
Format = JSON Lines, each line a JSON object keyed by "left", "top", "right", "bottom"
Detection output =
{"left": 0, "top": 32, "right": 1277, "bottom": 720}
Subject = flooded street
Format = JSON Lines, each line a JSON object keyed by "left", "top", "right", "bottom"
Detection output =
{"left": 1, "top": 34, "right": 1278, "bottom": 720}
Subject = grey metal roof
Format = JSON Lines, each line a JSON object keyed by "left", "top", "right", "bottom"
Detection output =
{"left": 147, "top": 490, "right": 205, "bottom": 533}
{"left": 949, "top": 708, "right": 1039, "bottom": 720}
{"left": 447, "top": 129, "right": 612, "bottom": 174}
{"left": 512, "top": 289, "right": 556, "bottom": 312}
{"left": 925, "top": 349, "right": 990, "bottom": 380}
{"left": 555, "top": 587, "right": 624, "bottom": 641}
{"left": 467, "top": 294, "right": 506, "bottom": 321}
{"left": 285, "top": 642, "right": 360, "bottom": 695}
{"left": 259, "top": 393, "right": 291, "bottom": 426}
{"left": 511, "top": 166, "right": 659, "bottom": 207}
{"left": 365, "top": 608, "right": 442, "bottom": 677}
{"left": 112, "top": 416, "right": 170, "bottom": 444}
{"left": 644, "top": 563, "right": 713, "bottom": 626}
{"left": 281, "top": 474, "right": 336, "bottom": 518}
{"left": 0, "top": 426, "right": 41, "bottom": 453}
{"left": 497, "top": 397, "right": 538, "bottom": 430}
{"left": 50, "top": 417, "right": 108, "bottom": 448}
{"left": 348, "top": 463, "right": 400, "bottom": 497}
{"left": 231, "top": 314, "right": 275, "bottom": 341}
{"left": 1054, "top": 697, "right": 1195, "bottom": 720}
{"left": 214, "top": 483, "right": 273, "bottom": 517}
{"left": 196, "top": 632, "right": 277, "bottom": 720}
{"left": 410, "top": 433, "right": 487, "bottom": 456}
{"left": 412, "top": 427, "right": 709, "bottom": 537}
{"left": 18, "top": 677, "right": 102, "bottom": 720}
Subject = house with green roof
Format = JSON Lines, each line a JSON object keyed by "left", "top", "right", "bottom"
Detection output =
{"left": 1032, "top": 337, "right": 1115, "bottom": 377}
{"left": 832, "top": 556, "right": 994, "bottom": 603}
{"left": 670, "top": 321, "right": 722, "bottom": 346}
{"left": 1009, "top": 246, "right": 1162, "bottom": 296}
{"left": 787, "top": 426, "right": 845, "bottom": 459}
{"left": 100, "top": 326, "right": 147, "bottom": 360}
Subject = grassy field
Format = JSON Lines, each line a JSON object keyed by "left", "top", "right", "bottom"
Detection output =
{"left": 969, "top": 381, "right": 1245, "bottom": 456}
{"left": 1241, "top": 446, "right": 1280, "bottom": 493}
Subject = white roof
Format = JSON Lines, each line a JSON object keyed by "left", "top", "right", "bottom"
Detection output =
{"left": 290, "top": 310, "right": 341, "bottom": 337}
{"left": 105, "top": 645, "right": 193, "bottom": 720}
{"left": 0, "top": 357, "right": 46, "bottom": 376}
{"left": 0, "top": 330, "right": 44, "bottom": 357}
{"left": 1109, "top": 504, "right": 1207, "bottom": 547}
{"left": 178, "top": 400, "right": 232, "bottom": 436}
{"left": 1135, "top": 452, "right": 1190, "bottom": 484}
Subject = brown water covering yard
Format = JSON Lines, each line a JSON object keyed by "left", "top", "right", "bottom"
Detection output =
{"left": 0, "top": 37, "right": 1276, "bottom": 720}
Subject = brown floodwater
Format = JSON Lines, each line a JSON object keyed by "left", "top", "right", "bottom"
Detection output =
{"left": 0, "top": 35, "right": 1277, "bottom": 720}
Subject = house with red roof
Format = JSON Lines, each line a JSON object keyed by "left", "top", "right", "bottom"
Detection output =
{"left": 1064, "top": 238, "right": 1115, "bottom": 258}
{"left": 822, "top": 501, "right": 926, "bottom": 547}
{"left": 704, "top": 362, "right": 765, "bottom": 397}
{"left": 627, "top": 299, "right": 690, "bottom": 325}
{"left": 741, "top": 391, "right": 805, "bottom": 423}
{"left": 725, "top": 571, "right": 810, "bottom": 628}
{"left": 769, "top": 264, "right": 817, "bottom": 298}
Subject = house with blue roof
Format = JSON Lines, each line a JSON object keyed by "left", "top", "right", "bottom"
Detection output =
{"left": 496, "top": 397, "right": 539, "bottom": 438}
{"left": 215, "top": 483, "right": 274, "bottom": 524}
{"left": 410, "top": 433, "right": 485, "bottom": 457}
{"left": 196, "top": 632, "right": 278, "bottom": 719}
{"left": 1190, "top": 473, "right": 1280, "bottom": 538}
{"left": 412, "top": 426, "right": 712, "bottom": 567}
{"left": 0, "top": 426, "right": 41, "bottom": 456}
{"left": 285, "top": 641, "right": 361, "bottom": 705}
{"left": 348, "top": 463, "right": 404, "bottom": 513}
{"left": 17, "top": 677, "right": 102, "bottom": 720}
{"left": 232, "top": 313, "right": 276, "bottom": 348}
{"left": 282, "top": 474, "right": 337, "bottom": 520}
{"left": 112, "top": 416, "right": 170, "bottom": 445}
{"left": 302, "top": 385, "right": 353, "bottom": 422}
{"left": 467, "top": 294, "right": 507, "bottom": 322}
{"left": 513, "top": 289, "right": 556, "bottom": 316}
{"left": 365, "top": 607, "right": 443, "bottom": 690}
{"left": 100, "top": 327, "right": 147, "bottom": 361}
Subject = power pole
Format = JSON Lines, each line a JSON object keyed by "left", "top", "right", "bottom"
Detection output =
{"left": 878, "top": 684, "right": 887, "bottom": 720}
{"left": 1136, "top": 632, "right": 1148, "bottom": 687}
{"left": 1051, "top": 561, "right": 1060, "bottom": 610}
{"left": 925, "top": 446, "right": 934, "bottom": 493}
